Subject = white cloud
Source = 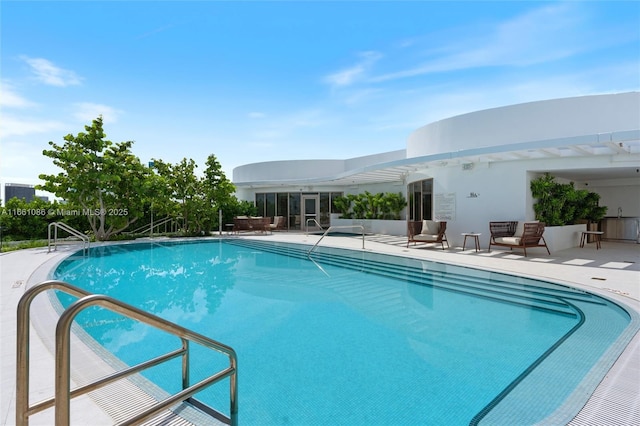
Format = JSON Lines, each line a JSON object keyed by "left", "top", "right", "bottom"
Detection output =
{"left": 0, "top": 115, "right": 66, "bottom": 138}
{"left": 0, "top": 140, "right": 58, "bottom": 198}
{"left": 248, "top": 111, "right": 266, "bottom": 119}
{"left": 73, "top": 102, "right": 123, "bottom": 124}
{"left": 324, "top": 51, "right": 382, "bottom": 88}
{"left": 247, "top": 108, "right": 329, "bottom": 143}
{"left": 21, "top": 56, "right": 82, "bottom": 87}
{"left": 0, "top": 81, "right": 36, "bottom": 108}
{"left": 371, "top": 3, "right": 593, "bottom": 83}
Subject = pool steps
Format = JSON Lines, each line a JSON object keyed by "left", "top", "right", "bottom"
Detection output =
{"left": 225, "top": 239, "right": 603, "bottom": 319}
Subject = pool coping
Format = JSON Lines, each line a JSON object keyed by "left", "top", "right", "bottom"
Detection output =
{"left": 2, "top": 235, "right": 639, "bottom": 425}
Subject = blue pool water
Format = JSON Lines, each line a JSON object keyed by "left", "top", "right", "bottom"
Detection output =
{"left": 52, "top": 239, "right": 635, "bottom": 425}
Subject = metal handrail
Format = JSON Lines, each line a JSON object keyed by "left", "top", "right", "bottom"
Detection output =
{"left": 307, "top": 225, "right": 365, "bottom": 256}
{"left": 127, "top": 216, "right": 176, "bottom": 235}
{"left": 16, "top": 280, "right": 238, "bottom": 426}
{"left": 304, "top": 218, "right": 324, "bottom": 235}
{"left": 47, "top": 222, "right": 90, "bottom": 253}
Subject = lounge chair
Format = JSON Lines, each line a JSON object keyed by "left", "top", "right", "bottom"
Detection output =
{"left": 270, "top": 216, "right": 286, "bottom": 231}
{"left": 488, "top": 221, "right": 550, "bottom": 256}
{"left": 407, "top": 220, "right": 448, "bottom": 250}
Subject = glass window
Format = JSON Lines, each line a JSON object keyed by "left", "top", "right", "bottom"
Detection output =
{"left": 408, "top": 179, "right": 433, "bottom": 221}
{"left": 255, "top": 193, "right": 265, "bottom": 216}
{"left": 265, "top": 193, "right": 276, "bottom": 218}
{"left": 319, "top": 193, "right": 330, "bottom": 227}
{"left": 289, "top": 193, "right": 301, "bottom": 230}
{"left": 277, "top": 193, "right": 288, "bottom": 219}
{"left": 253, "top": 191, "right": 343, "bottom": 230}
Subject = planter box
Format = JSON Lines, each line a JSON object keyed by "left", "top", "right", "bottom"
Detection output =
{"left": 543, "top": 224, "right": 586, "bottom": 252}
{"left": 330, "top": 218, "right": 406, "bottom": 236}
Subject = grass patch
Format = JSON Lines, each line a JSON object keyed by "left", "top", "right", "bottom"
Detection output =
{"left": 0, "top": 240, "right": 49, "bottom": 252}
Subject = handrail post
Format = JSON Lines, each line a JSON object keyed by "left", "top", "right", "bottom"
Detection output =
{"left": 182, "top": 339, "right": 190, "bottom": 390}
{"left": 230, "top": 362, "right": 238, "bottom": 426}
{"left": 305, "top": 218, "right": 323, "bottom": 235}
{"left": 55, "top": 310, "right": 73, "bottom": 425}
{"left": 17, "top": 281, "right": 92, "bottom": 426}
{"left": 307, "top": 224, "right": 365, "bottom": 256}
{"left": 47, "top": 222, "right": 90, "bottom": 254}
{"left": 16, "top": 293, "right": 32, "bottom": 426}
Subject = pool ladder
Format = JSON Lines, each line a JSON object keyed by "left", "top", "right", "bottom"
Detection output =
{"left": 16, "top": 280, "right": 238, "bottom": 426}
{"left": 47, "top": 222, "right": 90, "bottom": 254}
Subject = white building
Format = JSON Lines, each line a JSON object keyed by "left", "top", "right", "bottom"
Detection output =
{"left": 232, "top": 92, "right": 640, "bottom": 249}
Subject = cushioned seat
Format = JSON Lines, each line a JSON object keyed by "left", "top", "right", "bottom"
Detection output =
{"left": 407, "top": 220, "right": 448, "bottom": 250}
{"left": 488, "top": 221, "right": 550, "bottom": 256}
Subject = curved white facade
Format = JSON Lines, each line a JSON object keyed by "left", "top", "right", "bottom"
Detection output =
{"left": 233, "top": 92, "right": 640, "bottom": 247}
{"left": 233, "top": 151, "right": 406, "bottom": 184}
{"left": 406, "top": 92, "right": 640, "bottom": 158}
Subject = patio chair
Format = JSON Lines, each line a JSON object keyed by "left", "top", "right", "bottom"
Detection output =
{"left": 488, "top": 221, "right": 550, "bottom": 256}
{"left": 407, "top": 220, "right": 448, "bottom": 250}
{"left": 270, "top": 216, "right": 286, "bottom": 231}
{"left": 249, "top": 217, "right": 270, "bottom": 233}
{"left": 233, "top": 216, "right": 250, "bottom": 233}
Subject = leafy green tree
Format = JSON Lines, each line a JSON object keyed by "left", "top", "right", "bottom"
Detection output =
{"left": 152, "top": 158, "right": 202, "bottom": 234}
{"left": 38, "top": 117, "right": 150, "bottom": 240}
{"left": 153, "top": 155, "right": 238, "bottom": 235}
{"left": 141, "top": 169, "right": 179, "bottom": 233}
{"left": 201, "top": 154, "right": 236, "bottom": 232}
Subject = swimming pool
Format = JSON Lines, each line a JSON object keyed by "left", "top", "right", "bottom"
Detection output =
{"left": 52, "top": 239, "right": 637, "bottom": 425}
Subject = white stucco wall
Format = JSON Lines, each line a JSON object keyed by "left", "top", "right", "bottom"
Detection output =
{"left": 406, "top": 92, "right": 640, "bottom": 158}
{"left": 405, "top": 153, "right": 639, "bottom": 248}
{"left": 407, "top": 161, "right": 530, "bottom": 247}
{"left": 589, "top": 179, "right": 640, "bottom": 218}
{"left": 232, "top": 150, "right": 406, "bottom": 184}
{"left": 233, "top": 160, "right": 346, "bottom": 183}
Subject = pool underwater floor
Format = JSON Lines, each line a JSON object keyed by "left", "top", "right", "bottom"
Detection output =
{"left": 1, "top": 234, "right": 639, "bottom": 425}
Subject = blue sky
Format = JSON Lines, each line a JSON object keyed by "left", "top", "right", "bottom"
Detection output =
{"left": 1, "top": 1, "right": 639, "bottom": 200}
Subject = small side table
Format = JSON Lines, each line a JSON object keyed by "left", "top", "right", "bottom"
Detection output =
{"left": 462, "top": 233, "right": 481, "bottom": 252}
{"left": 225, "top": 223, "right": 235, "bottom": 235}
{"left": 580, "top": 231, "right": 604, "bottom": 249}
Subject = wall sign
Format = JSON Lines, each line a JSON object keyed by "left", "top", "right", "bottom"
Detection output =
{"left": 434, "top": 192, "right": 456, "bottom": 221}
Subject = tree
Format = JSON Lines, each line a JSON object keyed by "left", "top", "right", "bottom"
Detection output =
{"left": 152, "top": 158, "right": 202, "bottom": 234}
{"left": 38, "top": 117, "right": 150, "bottom": 240}
{"left": 201, "top": 154, "right": 236, "bottom": 232}
{"left": 153, "top": 155, "right": 237, "bottom": 235}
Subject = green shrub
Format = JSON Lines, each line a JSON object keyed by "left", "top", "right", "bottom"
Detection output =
{"left": 530, "top": 173, "right": 607, "bottom": 225}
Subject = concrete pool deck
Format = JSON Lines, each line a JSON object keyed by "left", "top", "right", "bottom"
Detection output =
{"left": 1, "top": 235, "right": 639, "bottom": 425}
